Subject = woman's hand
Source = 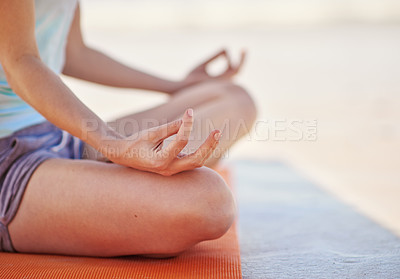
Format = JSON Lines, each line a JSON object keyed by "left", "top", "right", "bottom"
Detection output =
{"left": 176, "top": 49, "right": 246, "bottom": 92}
{"left": 103, "top": 109, "right": 221, "bottom": 176}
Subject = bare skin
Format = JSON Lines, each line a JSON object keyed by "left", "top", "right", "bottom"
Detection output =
{"left": 2, "top": 2, "right": 256, "bottom": 257}
{"left": 84, "top": 80, "right": 257, "bottom": 167}
{"left": 9, "top": 160, "right": 236, "bottom": 257}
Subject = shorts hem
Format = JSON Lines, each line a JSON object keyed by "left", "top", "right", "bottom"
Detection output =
{"left": 0, "top": 154, "right": 57, "bottom": 253}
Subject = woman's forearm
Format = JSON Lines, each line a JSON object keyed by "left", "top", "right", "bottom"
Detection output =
{"left": 5, "top": 54, "right": 119, "bottom": 149}
{"left": 62, "top": 5, "right": 186, "bottom": 95}
{"left": 63, "top": 46, "right": 185, "bottom": 94}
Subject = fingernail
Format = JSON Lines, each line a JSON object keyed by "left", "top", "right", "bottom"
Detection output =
{"left": 214, "top": 132, "right": 221, "bottom": 141}
{"left": 187, "top": 108, "right": 193, "bottom": 117}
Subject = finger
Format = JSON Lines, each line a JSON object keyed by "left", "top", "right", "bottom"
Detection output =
{"left": 201, "top": 49, "right": 227, "bottom": 66}
{"left": 158, "top": 130, "right": 221, "bottom": 176}
{"left": 146, "top": 119, "right": 182, "bottom": 142}
{"left": 161, "top": 108, "right": 194, "bottom": 160}
{"left": 224, "top": 50, "right": 234, "bottom": 70}
{"left": 174, "top": 130, "right": 221, "bottom": 170}
{"left": 189, "top": 129, "right": 221, "bottom": 165}
{"left": 236, "top": 49, "right": 246, "bottom": 72}
{"left": 155, "top": 141, "right": 164, "bottom": 152}
{"left": 219, "top": 50, "right": 246, "bottom": 79}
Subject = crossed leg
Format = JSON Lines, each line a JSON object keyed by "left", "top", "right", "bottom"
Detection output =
{"left": 8, "top": 159, "right": 235, "bottom": 257}
{"left": 8, "top": 80, "right": 256, "bottom": 257}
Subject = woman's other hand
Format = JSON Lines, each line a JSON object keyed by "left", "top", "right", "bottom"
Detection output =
{"left": 174, "top": 49, "right": 246, "bottom": 93}
{"left": 103, "top": 109, "right": 221, "bottom": 176}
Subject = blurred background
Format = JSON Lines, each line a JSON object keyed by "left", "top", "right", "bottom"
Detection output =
{"left": 63, "top": 0, "right": 400, "bottom": 235}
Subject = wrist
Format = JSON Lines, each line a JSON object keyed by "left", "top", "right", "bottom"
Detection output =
{"left": 99, "top": 132, "right": 125, "bottom": 158}
{"left": 81, "top": 119, "right": 123, "bottom": 156}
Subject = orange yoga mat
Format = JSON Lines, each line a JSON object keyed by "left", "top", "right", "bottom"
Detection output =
{"left": 0, "top": 168, "right": 242, "bottom": 279}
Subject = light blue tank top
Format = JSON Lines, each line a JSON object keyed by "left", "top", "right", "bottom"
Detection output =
{"left": 0, "top": 0, "right": 78, "bottom": 138}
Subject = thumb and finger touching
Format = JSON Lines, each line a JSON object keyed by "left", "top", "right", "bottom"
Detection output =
{"left": 171, "top": 129, "right": 221, "bottom": 172}
{"left": 155, "top": 108, "right": 222, "bottom": 174}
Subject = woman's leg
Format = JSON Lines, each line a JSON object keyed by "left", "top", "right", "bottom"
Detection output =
{"left": 84, "top": 81, "right": 257, "bottom": 167}
{"left": 8, "top": 158, "right": 236, "bottom": 257}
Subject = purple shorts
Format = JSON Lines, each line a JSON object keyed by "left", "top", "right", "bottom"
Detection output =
{"left": 0, "top": 121, "right": 83, "bottom": 252}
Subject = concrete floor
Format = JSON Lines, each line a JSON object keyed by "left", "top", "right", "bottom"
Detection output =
{"left": 235, "top": 160, "right": 400, "bottom": 279}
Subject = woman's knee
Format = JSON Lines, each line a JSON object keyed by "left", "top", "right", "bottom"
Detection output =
{"left": 159, "top": 167, "right": 236, "bottom": 254}
{"left": 184, "top": 167, "right": 236, "bottom": 240}
{"left": 227, "top": 82, "right": 257, "bottom": 124}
